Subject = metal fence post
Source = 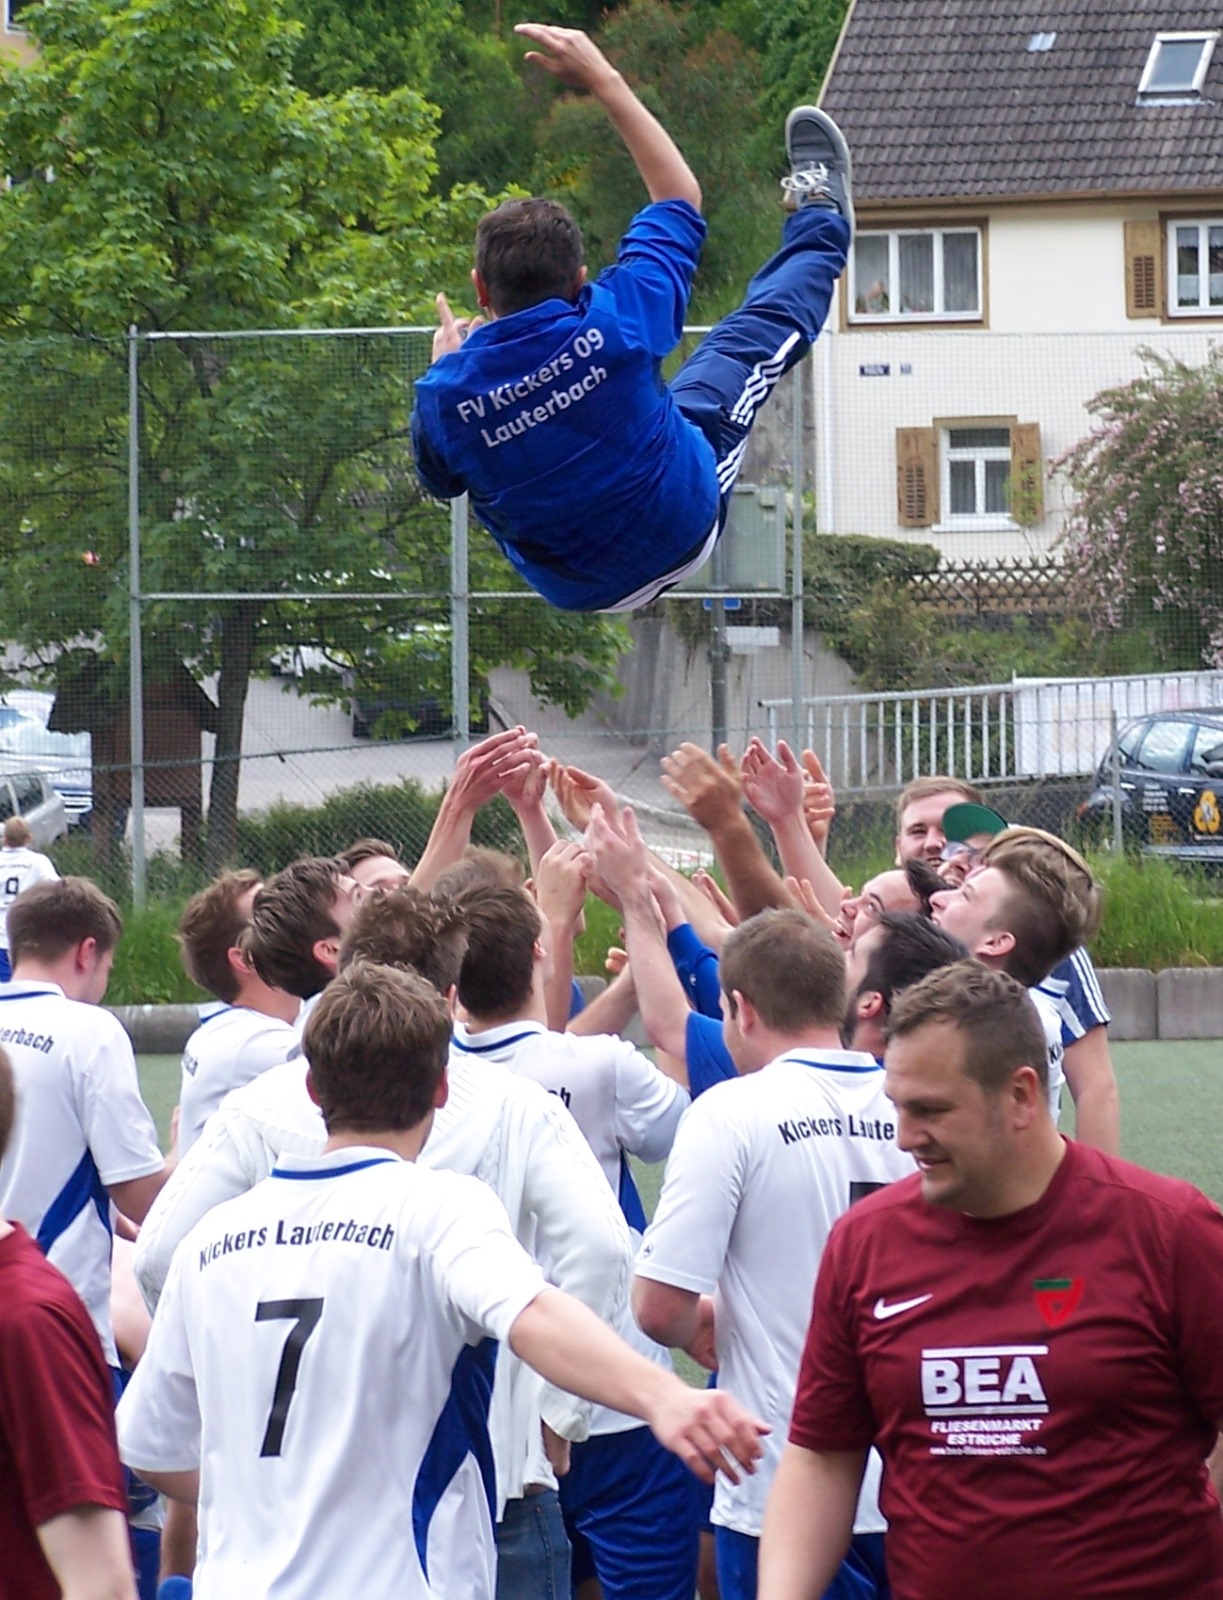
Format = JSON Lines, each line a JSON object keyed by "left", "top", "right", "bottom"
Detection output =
{"left": 1110, "top": 708, "right": 1123, "bottom": 853}
{"left": 127, "top": 326, "right": 146, "bottom": 908}
{"left": 790, "top": 361, "right": 806, "bottom": 750}
{"left": 450, "top": 493, "right": 471, "bottom": 748}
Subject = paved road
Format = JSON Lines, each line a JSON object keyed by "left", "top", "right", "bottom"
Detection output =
{"left": 140, "top": 669, "right": 711, "bottom": 865}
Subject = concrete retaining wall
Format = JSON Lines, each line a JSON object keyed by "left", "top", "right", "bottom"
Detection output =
{"left": 113, "top": 972, "right": 1223, "bottom": 1054}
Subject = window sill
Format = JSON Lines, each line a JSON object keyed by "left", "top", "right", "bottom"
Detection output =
{"left": 931, "top": 519, "right": 1021, "bottom": 535}
{"left": 849, "top": 313, "right": 983, "bottom": 327}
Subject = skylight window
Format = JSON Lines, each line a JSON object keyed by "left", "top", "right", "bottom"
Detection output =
{"left": 1027, "top": 31, "right": 1056, "bottom": 53}
{"left": 1138, "top": 31, "right": 1218, "bottom": 98}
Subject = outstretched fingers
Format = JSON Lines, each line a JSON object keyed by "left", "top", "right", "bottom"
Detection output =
{"left": 675, "top": 1395, "right": 768, "bottom": 1485}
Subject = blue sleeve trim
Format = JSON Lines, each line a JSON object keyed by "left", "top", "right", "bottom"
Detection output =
{"left": 617, "top": 1152, "right": 648, "bottom": 1234}
{"left": 36, "top": 1148, "right": 110, "bottom": 1256}
{"left": 412, "top": 1336, "right": 499, "bottom": 1579}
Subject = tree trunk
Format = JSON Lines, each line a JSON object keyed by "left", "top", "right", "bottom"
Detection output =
{"left": 205, "top": 602, "right": 258, "bottom": 874}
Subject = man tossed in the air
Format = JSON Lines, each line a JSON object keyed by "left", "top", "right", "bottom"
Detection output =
{"left": 411, "top": 22, "right": 852, "bottom": 613}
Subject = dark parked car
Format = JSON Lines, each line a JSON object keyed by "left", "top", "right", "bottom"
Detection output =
{"left": 350, "top": 678, "right": 492, "bottom": 741}
{"left": 347, "top": 626, "right": 491, "bottom": 741}
{"left": 1079, "top": 709, "right": 1223, "bottom": 860}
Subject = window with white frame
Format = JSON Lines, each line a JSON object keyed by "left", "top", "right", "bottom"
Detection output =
{"left": 5, "top": 0, "right": 35, "bottom": 31}
{"left": 1138, "top": 32, "right": 1218, "bottom": 99}
{"left": 943, "top": 427, "right": 1012, "bottom": 522}
{"left": 1169, "top": 220, "right": 1223, "bottom": 314}
{"left": 850, "top": 228, "right": 982, "bottom": 322}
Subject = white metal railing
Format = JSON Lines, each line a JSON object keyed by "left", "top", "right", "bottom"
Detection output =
{"left": 759, "top": 670, "right": 1223, "bottom": 794}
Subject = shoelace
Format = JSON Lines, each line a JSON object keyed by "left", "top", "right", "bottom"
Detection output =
{"left": 781, "top": 162, "right": 832, "bottom": 198}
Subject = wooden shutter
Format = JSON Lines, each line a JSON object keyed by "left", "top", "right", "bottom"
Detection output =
{"left": 896, "top": 426, "right": 939, "bottom": 527}
{"left": 1010, "top": 422, "right": 1044, "bottom": 526}
{"left": 1124, "top": 220, "right": 1162, "bottom": 317}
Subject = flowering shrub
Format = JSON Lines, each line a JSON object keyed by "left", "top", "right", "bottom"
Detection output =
{"left": 1055, "top": 348, "right": 1223, "bottom": 668}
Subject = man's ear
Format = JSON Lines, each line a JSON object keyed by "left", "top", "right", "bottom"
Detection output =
{"left": 1009, "top": 1063, "right": 1044, "bottom": 1129}
{"left": 856, "top": 990, "right": 886, "bottom": 1022}
{"left": 574, "top": 264, "right": 588, "bottom": 293}
{"left": 980, "top": 928, "right": 1016, "bottom": 962}
{"left": 434, "top": 1067, "right": 450, "bottom": 1112}
{"left": 227, "top": 943, "right": 252, "bottom": 981}
{"left": 472, "top": 267, "right": 492, "bottom": 310}
{"left": 733, "top": 989, "right": 758, "bottom": 1032}
{"left": 312, "top": 936, "right": 340, "bottom": 976}
{"left": 74, "top": 935, "right": 98, "bottom": 973}
{"left": 305, "top": 1069, "right": 320, "bottom": 1109}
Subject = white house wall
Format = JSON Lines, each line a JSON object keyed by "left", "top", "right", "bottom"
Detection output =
{"left": 819, "top": 202, "right": 1219, "bottom": 559}
{"left": 988, "top": 202, "right": 1149, "bottom": 333}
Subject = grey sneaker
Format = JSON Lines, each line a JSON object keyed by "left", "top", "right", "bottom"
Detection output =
{"left": 782, "top": 106, "right": 854, "bottom": 235}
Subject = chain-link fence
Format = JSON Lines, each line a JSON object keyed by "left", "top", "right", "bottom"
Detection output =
{"left": 0, "top": 321, "right": 1217, "bottom": 898}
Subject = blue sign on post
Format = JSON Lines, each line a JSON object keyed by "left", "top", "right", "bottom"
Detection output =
{"left": 702, "top": 596, "right": 743, "bottom": 611}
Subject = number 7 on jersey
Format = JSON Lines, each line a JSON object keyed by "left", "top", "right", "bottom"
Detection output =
{"left": 256, "top": 1298, "right": 324, "bottom": 1457}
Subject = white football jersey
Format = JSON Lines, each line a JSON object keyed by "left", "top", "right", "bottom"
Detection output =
{"left": 118, "top": 1150, "right": 547, "bottom": 1600}
{"left": 636, "top": 1049, "right": 915, "bottom": 1537}
{"left": 451, "top": 1020, "right": 688, "bottom": 1196}
{"left": 133, "top": 1051, "right": 631, "bottom": 1511}
{"left": 452, "top": 1019, "right": 687, "bottom": 1436}
{"left": 0, "top": 981, "right": 162, "bottom": 1363}
{"left": 178, "top": 1004, "right": 300, "bottom": 1156}
{"left": 1029, "top": 986, "right": 1067, "bottom": 1119}
{"left": 0, "top": 846, "right": 58, "bottom": 951}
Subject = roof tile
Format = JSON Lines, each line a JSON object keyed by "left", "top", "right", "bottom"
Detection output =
{"left": 822, "top": 0, "right": 1223, "bottom": 200}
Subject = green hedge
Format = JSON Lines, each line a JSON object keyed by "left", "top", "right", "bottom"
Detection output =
{"left": 235, "top": 780, "right": 523, "bottom": 876}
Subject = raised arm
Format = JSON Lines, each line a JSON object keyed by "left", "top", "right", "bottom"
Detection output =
{"left": 585, "top": 805, "right": 692, "bottom": 1070}
{"left": 516, "top": 23, "right": 702, "bottom": 211}
{"left": 661, "top": 742, "right": 793, "bottom": 919}
{"left": 533, "top": 838, "right": 589, "bottom": 1032}
{"left": 411, "top": 727, "right": 538, "bottom": 892}
{"left": 740, "top": 739, "right": 846, "bottom": 919}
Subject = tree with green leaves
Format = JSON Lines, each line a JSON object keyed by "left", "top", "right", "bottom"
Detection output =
{"left": 1056, "top": 348, "right": 1223, "bottom": 671}
{"left": 531, "top": 0, "right": 777, "bottom": 311}
{"left": 0, "top": 0, "right": 625, "bottom": 873}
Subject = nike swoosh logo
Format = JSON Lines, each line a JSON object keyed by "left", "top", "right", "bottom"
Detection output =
{"left": 873, "top": 1294, "right": 932, "bottom": 1320}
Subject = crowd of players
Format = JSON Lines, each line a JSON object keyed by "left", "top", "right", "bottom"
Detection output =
{"left": 3, "top": 724, "right": 1223, "bottom": 1600}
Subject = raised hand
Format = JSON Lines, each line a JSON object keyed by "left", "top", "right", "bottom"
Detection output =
{"left": 431, "top": 292, "right": 484, "bottom": 363}
{"left": 550, "top": 760, "right": 620, "bottom": 833}
{"left": 660, "top": 742, "right": 742, "bottom": 834}
{"left": 535, "top": 838, "right": 591, "bottom": 930}
{"left": 800, "top": 748, "right": 837, "bottom": 853}
{"left": 740, "top": 737, "right": 805, "bottom": 827}
{"left": 449, "top": 726, "right": 539, "bottom": 815}
{"left": 515, "top": 22, "right": 620, "bottom": 94}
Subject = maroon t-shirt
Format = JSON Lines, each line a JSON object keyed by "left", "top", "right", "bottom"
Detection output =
{"left": 792, "top": 1140, "right": 1223, "bottom": 1600}
{"left": 0, "top": 1224, "right": 128, "bottom": 1600}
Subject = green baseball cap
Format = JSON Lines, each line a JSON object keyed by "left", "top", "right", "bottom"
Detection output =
{"left": 942, "top": 802, "right": 1009, "bottom": 843}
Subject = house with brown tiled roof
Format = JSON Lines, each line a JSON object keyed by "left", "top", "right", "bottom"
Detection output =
{"left": 814, "top": 0, "right": 1223, "bottom": 558}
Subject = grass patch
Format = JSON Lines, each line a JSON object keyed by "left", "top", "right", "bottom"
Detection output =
{"left": 1088, "top": 854, "right": 1223, "bottom": 970}
{"left": 109, "top": 901, "right": 205, "bottom": 1006}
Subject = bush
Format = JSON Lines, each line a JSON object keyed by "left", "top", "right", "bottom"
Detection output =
{"left": 235, "top": 780, "right": 524, "bottom": 876}
{"left": 1088, "top": 854, "right": 1223, "bottom": 971}
{"left": 108, "top": 901, "right": 206, "bottom": 1007}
